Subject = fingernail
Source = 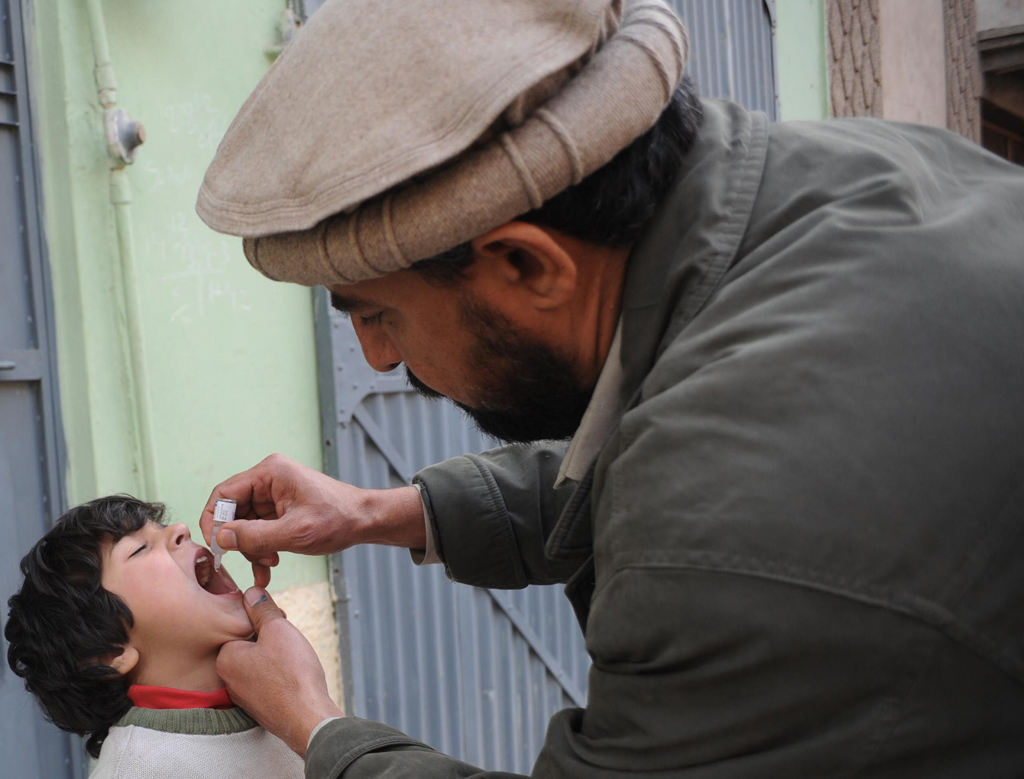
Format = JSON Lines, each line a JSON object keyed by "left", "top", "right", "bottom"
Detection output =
{"left": 245, "top": 587, "right": 268, "bottom": 607}
{"left": 258, "top": 557, "right": 275, "bottom": 567}
{"left": 218, "top": 529, "right": 238, "bottom": 550}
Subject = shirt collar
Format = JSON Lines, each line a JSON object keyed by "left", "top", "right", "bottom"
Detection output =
{"left": 555, "top": 319, "right": 625, "bottom": 488}
{"left": 128, "top": 684, "right": 234, "bottom": 710}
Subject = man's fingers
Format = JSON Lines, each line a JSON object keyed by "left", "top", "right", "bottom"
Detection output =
{"left": 215, "top": 637, "right": 256, "bottom": 695}
{"left": 219, "top": 517, "right": 292, "bottom": 556}
{"left": 240, "top": 550, "right": 281, "bottom": 568}
{"left": 201, "top": 470, "right": 260, "bottom": 544}
{"left": 252, "top": 561, "right": 272, "bottom": 589}
{"left": 209, "top": 523, "right": 280, "bottom": 588}
{"left": 200, "top": 455, "right": 295, "bottom": 543}
{"left": 200, "top": 493, "right": 248, "bottom": 546}
{"left": 217, "top": 636, "right": 253, "bottom": 666}
{"left": 242, "top": 587, "right": 287, "bottom": 633}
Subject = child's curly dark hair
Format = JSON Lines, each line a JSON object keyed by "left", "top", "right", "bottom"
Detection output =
{"left": 5, "top": 495, "right": 165, "bottom": 758}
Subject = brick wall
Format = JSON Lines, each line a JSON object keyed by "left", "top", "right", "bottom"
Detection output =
{"left": 945, "top": 0, "right": 982, "bottom": 142}
{"left": 828, "top": 0, "right": 883, "bottom": 117}
{"left": 827, "top": 0, "right": 982, "bottom": 142}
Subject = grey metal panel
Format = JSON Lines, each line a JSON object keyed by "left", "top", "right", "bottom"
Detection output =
{"left": 457, "top": 586, "right": 580, "bottom": 772}
{"left": 669, "top": 0, "right": 778, "bottom": 119}
{"left": 317, "top": 297, "right": 590, "bottom": 769}
{"left": 0, "top": 0, "right": 76, "bottom": 776}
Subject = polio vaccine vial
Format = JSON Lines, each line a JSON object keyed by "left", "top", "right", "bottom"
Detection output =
{"left": 210, "top": 498, "right": 237, "bottom": 571}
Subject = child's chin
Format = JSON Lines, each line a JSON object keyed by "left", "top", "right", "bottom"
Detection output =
{"left": 224, "top": 611, "right": 255, "bottom": 637}
{"left": 204, "top": 602, "right": 255, "bottom": 639}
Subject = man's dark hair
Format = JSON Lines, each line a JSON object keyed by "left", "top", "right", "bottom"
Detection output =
{"left": 4, "top": 495, "right": 164, "bottom": 758}
{"left": 412, "top": 77, "right": 703, "bottom": 283}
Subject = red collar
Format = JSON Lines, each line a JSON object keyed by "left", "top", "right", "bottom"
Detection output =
{"left": 128, "top": 684, "right": 233, "bottom": 710}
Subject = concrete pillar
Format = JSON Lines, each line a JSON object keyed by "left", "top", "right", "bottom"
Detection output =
{"left": 878, "top": 0, "right": 948, "bottom": 125}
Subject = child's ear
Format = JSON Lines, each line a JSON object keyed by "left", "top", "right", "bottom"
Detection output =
{"left": 104, "top": 645, "right": 139, "bottom": 676}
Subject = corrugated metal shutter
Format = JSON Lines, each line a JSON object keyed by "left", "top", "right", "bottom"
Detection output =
{"left": 671, "top": 0, "right": 778, "bottom": 119}
{"left": 313, "top": 1, "right": 779, "bottom": 771}
{"left": 317, "top": 301, "right": 589, "bottom": 769}
{"left": 0, "top": 1, "right": 79, "bottom": 776}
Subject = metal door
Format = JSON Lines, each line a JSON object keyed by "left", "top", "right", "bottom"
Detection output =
{"left": 317, "top": 297, "right": 590, "bottom": 771}
{"left": 0, "top": 1, "right": 79, "bottom": 776}
{"left": 671, "top": 0, "right": 779, "bottom": 119}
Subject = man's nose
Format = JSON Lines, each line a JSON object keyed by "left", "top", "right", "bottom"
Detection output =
{"left": 353, "top": 322, "right": 403, "bottom": 373}
{"left": 164, "top": 523, "right": 191, "bottom": 547}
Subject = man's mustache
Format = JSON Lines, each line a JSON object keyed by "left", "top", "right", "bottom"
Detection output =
{"left": 404, "top": 366, "right": 445, "bottom": 401}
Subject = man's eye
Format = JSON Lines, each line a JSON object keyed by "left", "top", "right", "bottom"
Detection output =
{"left": 359, "top": 312, "right": 384, "bottom": 326}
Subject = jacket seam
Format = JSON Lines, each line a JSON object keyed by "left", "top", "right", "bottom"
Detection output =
{"left": 316, "top": 734, "right": 433, "bottom": 778}
{"left": 606, "top": 558, "right": 1024, "bottom": 689}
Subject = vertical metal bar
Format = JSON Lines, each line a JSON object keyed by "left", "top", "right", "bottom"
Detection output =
{"left": 766, "top": 0, "right": 782, "bottom": 120}
{"left": 11, "top": 0, "right": 66, "bottom": 527}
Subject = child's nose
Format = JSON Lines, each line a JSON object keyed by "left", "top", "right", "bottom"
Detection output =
{"left": 165, "top": 523, "right": 191, "bottom": 547}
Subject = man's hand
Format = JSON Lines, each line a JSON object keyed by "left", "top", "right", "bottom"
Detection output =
{"left": 217, "top": 588, "right": 343, "bottom": 757}
{"left": 200, "top": 454, "right": 425, "bottom": 586}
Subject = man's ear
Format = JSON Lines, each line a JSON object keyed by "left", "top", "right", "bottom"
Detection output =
{"left": 102, "top": 645, "right": 139, "bottom": 677}
{"left": 471, "top": 222, "right": 578, "bottom": 310}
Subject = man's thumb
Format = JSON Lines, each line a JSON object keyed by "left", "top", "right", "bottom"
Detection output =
{"left": 242, "top": 587, "right": 285, "bottom": 632}
{"left": 221, "top": 518, "right": 288, "bottom": 556}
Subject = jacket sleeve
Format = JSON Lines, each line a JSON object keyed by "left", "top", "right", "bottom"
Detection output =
{"left": 413, "top": 441, "right": 577, "bottom": 588}
{"left": 303, "top": 571, "right": 1009, "bottom": 779}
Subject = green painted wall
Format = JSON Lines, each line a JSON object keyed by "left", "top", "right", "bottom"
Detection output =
{"left": 28, "top": 0, "right": 326, "bottom": 590}
{"left": 776, "top": 0, "right": 831, "bottom": 121}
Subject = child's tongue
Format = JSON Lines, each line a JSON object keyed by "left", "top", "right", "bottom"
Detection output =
{"left": 195, "top": 554, "right": 239, "bottom": 596}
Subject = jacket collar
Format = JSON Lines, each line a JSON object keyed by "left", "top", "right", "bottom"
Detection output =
{"left": 546, "top": 99, "right": 769, "bottom": 562}
{"left": 618, "top": 98, "right": 769, "bottom": 410}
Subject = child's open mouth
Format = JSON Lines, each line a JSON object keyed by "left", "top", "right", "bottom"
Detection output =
{"left": 192, "top": 548, "right": 240, "bottom": 596}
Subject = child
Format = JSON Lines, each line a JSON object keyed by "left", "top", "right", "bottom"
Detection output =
{"left": 4, "top": 495, "right": 304, "bottom": 778}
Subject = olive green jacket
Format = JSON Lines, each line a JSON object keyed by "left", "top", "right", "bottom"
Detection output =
{"left": 306, "top": 100, "right": 1024, "bottom": 778}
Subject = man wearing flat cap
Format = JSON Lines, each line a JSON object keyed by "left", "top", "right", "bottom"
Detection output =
{"left": 198, "top": 0, "right": 1024, "bottom": 776}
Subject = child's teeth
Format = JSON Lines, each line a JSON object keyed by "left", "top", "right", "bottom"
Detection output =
{"left": 196, "top": 556, "right": 208, "bottom": 564}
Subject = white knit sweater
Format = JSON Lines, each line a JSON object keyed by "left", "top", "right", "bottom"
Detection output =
{"left": 88, "top": 706, "right": 304, "bottom": 778}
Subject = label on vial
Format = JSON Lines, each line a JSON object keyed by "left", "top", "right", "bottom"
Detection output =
{"left": 213, "top": 499, "right": 237, "bottom": 523}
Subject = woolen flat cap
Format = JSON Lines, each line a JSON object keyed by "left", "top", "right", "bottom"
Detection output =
{"left": 197, "top": 0, "right": 689, "bottom": 286}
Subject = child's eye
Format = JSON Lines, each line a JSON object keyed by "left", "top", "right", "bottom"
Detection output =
{"left": 359, "top": 312, "right": 384, "bottom": 326}
{"left": 128, "top": 544, "right": 147, "bottom": 559}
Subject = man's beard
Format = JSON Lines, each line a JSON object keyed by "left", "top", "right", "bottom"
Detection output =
{"left": 404, "top": 299, "right": 593, "bottom": 444}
